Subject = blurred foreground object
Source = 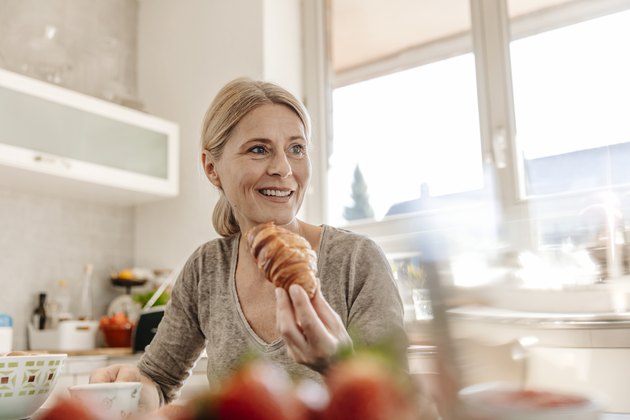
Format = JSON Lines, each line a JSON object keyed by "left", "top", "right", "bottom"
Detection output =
{"left": 39, "top": 398, "right": 99, "bottom": 420}
{"left": 322, "top": 351, "right": 422, "bottom": 420}
{"left": 174, "top": 359, "right": 307, "bottom": 420}
{"left": 157, "top": 348, "right": 433, "bottom": 420}
{"left": 459, "top": 382, "right": 604, "bottom": 420}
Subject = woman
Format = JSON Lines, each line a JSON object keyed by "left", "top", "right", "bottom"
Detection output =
{"left": 90, "top": 78, "right": 407, "bottom": 410}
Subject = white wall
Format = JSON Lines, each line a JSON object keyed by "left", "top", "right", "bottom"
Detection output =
{"left": 134, "top": 0, "right": 304, "bottom": 271}
{"left": 262, "top": 0, "right": 303, "bottom": 98}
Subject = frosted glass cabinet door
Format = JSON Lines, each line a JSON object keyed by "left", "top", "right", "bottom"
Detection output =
{"left": 0, "top": 68, "right": 178, "bottom": 204}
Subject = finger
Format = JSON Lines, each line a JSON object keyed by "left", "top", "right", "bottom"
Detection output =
{"left": 90, "top": 365, "right": 138, "bottom": 384}
{"left": 288, "top": 285, "right": 329, "bottom": 340}
{"left": 275, "top": 287, "right": 307, "bottom": 350}
{"left": 115, "top": 366, "right": 142, "bottom": 382}
{"left": 89, "top": 366, "right": 119, "bottom": 383}
{"left": 285, "top": 345, "right": 305, "bottom": 364}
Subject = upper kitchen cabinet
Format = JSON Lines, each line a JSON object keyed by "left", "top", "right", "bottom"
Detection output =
{"left": 0, "top": 68, "right": 179, "bottom": 205}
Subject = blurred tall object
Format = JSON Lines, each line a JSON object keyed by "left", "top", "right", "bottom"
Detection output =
{"left": 0, "top": 313, "right": 13, "bottom": 353}
{"left": 77, "top": 263, "right": 94, "bottom": 321}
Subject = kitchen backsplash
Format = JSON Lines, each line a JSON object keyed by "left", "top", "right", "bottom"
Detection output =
{"left": 0, "top": 187, "right": 134, "bottom": 350}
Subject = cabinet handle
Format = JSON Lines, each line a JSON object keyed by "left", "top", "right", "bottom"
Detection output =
{"left": 33, "top": 154, "right": 72, "bottom": 169}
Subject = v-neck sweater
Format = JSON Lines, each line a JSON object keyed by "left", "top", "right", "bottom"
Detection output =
{"left": 137, "top": 224, "right": 407, "bottom": 403}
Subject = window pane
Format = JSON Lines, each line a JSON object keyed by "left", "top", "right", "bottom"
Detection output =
{"left": 510, "top": 7, "right": 630, "bottom": 196}
{"left": 328, "top": 54, "right": 483, "bottom": 225}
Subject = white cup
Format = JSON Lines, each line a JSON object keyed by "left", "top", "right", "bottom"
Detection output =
{"left": 68, "top": 382, "right": 142, "bottom": 420}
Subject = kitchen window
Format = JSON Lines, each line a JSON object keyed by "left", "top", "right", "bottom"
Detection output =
{"left": 310, "top": 0, "right": 630, "bottom": 257}
{"left": 326, "top": 0, "right": 484, "bottom": 229}
{"left": 510, "top": 4, "right": 630, "bottom": 198}
{"left": 328, "top": 53, "right": 483, "bottom": 226}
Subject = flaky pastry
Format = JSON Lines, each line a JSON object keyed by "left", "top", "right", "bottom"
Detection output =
{"left": 246, "top": 222, "right": 318, "bottom": 298}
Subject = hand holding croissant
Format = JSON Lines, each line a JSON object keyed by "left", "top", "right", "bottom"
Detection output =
{"left": 246, "top": 222, "right": 352, "bottom": 371}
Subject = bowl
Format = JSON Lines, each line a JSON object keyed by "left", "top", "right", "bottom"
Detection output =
{"left": 101, "top": 323, "right": 133, "bottom": 348}
{"left": 0, "top": 353, "right": 67, "bottom": 420}
{"left": 68, "top": 382, "right": 142, "bottom": 420}
{"left": 459, "top": 382, "right": 604, "bottom": 420}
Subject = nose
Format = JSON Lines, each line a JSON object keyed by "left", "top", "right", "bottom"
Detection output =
{"left": 267, "top": 151, "right": 292, "bottom": 178}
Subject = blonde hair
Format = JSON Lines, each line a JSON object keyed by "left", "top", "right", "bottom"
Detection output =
{"left": 201, "top": 78, "right": 311, "bottom": 237}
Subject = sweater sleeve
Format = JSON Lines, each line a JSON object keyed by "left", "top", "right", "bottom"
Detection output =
{"left": 345, "top": 237, "right": 409, "bottom": 370}
{"left": 137, "top": 249, "right": 207, "bottom": 404}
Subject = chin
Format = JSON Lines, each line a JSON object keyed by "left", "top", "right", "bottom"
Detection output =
{"left": 260, "top": 215, "right": 297, "bottom": 227}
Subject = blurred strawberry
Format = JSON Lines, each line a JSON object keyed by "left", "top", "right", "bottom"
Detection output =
{"left": 322, "top": 352, "right": 419, "bottom": 420}
{"left": 216, "top": 361, "right": 306, "bottom": 420}
{"left": 40, "top": 398, "right": 99, "bottom": 420}
{"left": 182, "top": 360, "right": 307, "bottom": 420}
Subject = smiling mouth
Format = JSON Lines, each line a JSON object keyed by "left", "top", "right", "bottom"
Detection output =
{"left": 259, "top": 189, "right": 293, "bottom": 198}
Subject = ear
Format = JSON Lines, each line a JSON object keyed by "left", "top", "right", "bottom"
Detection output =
{"left": 202, "top": 151, "right": 221, "bottom": 188}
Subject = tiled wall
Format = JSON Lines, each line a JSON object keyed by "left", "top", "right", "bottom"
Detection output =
{"left": 0, "top": 187, "right": 134, "bottom": 350}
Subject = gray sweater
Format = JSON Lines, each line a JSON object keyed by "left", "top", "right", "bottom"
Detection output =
{"left": 137, "top": 224, "right": 407, "bottom": 403}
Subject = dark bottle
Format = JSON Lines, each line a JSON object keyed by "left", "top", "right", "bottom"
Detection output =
{"left": 33, "top": 293, "right": 47, "bottom": 330}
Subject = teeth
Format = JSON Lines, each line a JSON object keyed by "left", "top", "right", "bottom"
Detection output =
{"left": 261, "top": 189, "right": 291, "bottom": 197}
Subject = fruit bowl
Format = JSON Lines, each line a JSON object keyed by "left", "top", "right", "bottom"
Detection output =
{"left": 0, "top": 353, "right": 67, "bottom": 420}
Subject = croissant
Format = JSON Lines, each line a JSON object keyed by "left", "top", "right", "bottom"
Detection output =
{"left": 246, "top": 222, "right": 319, "bottom": 298}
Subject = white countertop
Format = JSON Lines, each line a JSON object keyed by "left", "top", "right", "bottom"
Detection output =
{"left": 448, "top": 305, "right": 630, "bottom": 348}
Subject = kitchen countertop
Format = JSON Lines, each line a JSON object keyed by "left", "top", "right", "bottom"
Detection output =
{"left": 448, "top": 305, "right": 630, "bottom": 348}
{"left": 449, "top": 305, "right": 630, "bottom": 328}
{"left": 49, "top": 347, "right": 135, "bottom": 356}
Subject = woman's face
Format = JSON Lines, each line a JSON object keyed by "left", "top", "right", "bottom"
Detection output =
{"left": 204, "top": 104, "right": 311, "bottom": 233}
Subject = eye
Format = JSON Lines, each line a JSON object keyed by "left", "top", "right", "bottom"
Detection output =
{"left": 289, "top": 144, "right": 306, "bottom": 156}
{"left": 248, "top": 145, "right": 268, "bottom": 155}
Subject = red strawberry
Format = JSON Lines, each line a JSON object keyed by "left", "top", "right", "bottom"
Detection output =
{"left": 181, "top": 360, "right": 307, "bottom": 420}
{"left": 216, "top": 361, "right": 306, "bottom": 420}
{"left": 322, "top": 353, "right": 419, "bottom": 420}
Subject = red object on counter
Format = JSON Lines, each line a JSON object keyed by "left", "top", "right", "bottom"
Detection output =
{"left": 99, "top": 312, "right": 133, "bottom": 348}
{"left": 101, "top": 323, "right": 133, "bottom": 347}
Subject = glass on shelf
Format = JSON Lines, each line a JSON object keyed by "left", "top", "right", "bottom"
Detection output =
{"left": 20, "top": 24, "right": 71, "bottom": 86}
